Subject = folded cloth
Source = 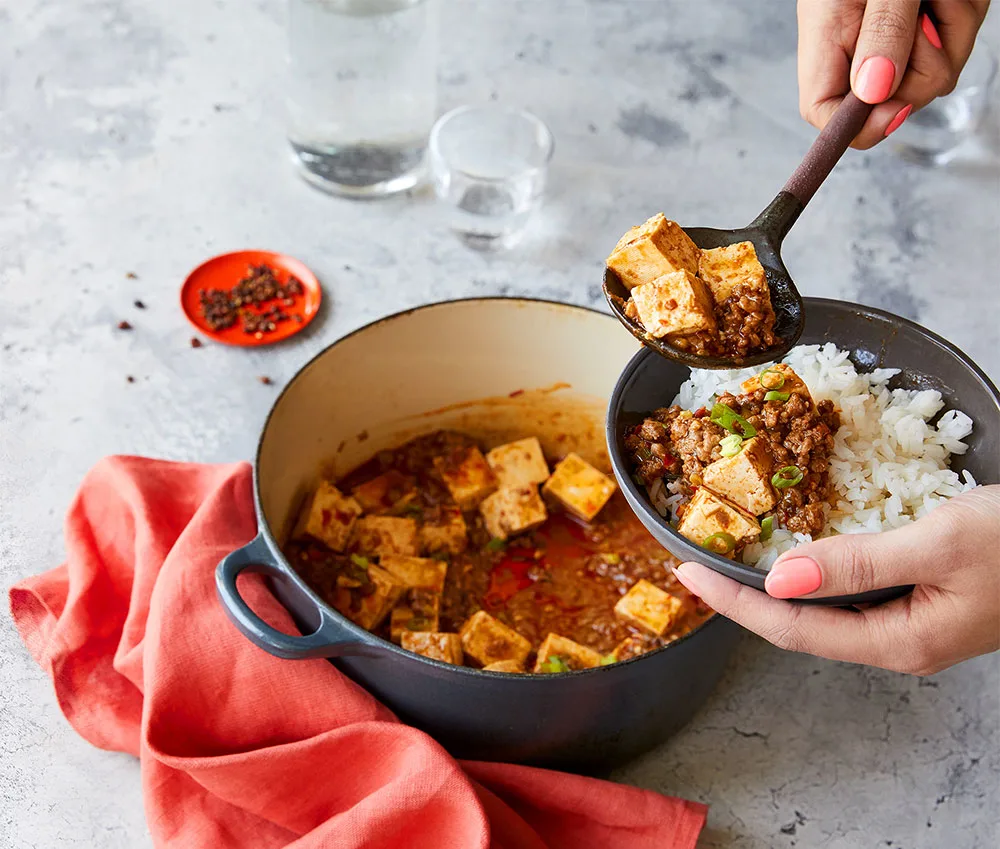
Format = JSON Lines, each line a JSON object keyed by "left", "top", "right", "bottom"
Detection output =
{"left": 9, "top": 457, "right": 707, "bottom": 849}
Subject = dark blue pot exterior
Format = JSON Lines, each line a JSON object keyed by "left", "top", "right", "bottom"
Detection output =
{"left": 270, "top": 574, "right": 740, "bottom": 770}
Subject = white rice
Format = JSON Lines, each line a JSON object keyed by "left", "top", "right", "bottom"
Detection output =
{"left": 650, "top": 343, "right": 977, "bottom": 568}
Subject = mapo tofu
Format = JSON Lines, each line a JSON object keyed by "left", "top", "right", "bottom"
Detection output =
{"left": 285, "top": 430, "right": 714, "bottom": 672}
{"left": 607, "top": 214, "right": 778, "bottom": 360}
{"left": 625, "top": 363, "right": 841, "bottom": 558}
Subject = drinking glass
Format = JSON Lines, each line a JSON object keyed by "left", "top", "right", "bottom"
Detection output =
{"left": 891, "top": 39, "right": 997, "bottom": 165}
{"left": 429, "top": 106, "right": 555, "bottom": 250}
{"left": 286, "top": 0, "right": 439, "bottom": 197}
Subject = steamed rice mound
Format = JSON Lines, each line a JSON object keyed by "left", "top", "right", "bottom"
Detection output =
{"left": 658, "top": 343, "right": 977, "bottom": 569}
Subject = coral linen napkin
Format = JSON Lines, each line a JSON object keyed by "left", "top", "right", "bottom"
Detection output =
{"left": 9, "top": 457, "right": 706, "bottom": 849}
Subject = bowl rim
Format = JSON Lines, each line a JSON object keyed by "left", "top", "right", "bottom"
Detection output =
{"left": 606, "top": 296, "right": 1000, "bottom": 602}
{"left": 252, "top": 296, "right": 726, "bottom": 679}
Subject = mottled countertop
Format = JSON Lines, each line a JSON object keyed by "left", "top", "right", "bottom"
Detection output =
{"left": 2, "top": 1, "right": 998, "bottom": 847}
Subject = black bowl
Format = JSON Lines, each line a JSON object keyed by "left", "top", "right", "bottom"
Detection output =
{"left": 607, "top": 298, "right": 1000, "bottom": 607}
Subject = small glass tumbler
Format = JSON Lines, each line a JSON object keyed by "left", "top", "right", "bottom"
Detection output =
{"left": 286, "top": 0, "right": 439, "bottom": 198}
{"left": 890, "top": 39, "right": 997, "bottom": 165}
{"left": 429, "top": 106, "right": 555, "bottom": 250}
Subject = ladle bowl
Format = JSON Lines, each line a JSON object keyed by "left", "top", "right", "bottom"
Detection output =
{"left": 604, "top": 93, "right": 873, "bottom": 370}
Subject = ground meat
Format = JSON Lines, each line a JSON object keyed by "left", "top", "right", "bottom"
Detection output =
{"left": 623, "top": 281, "right": 778, "bottom": 361}
{"left": 715, "top": 282, "right": 778, "bottom": 359}
{"left": 723, "top": 389, "right": 839, "bottom": 536}
{"left": 668, "top": 414, "right": 725, "bottom": 480}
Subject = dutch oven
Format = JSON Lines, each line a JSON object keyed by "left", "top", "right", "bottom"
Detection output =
{"left": 216, "top": 298, "right": 740, "bottom": 770}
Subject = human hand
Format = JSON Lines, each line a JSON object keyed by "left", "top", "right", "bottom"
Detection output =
{"left": 672, "top": 486, "right": 1000, "bottom": 675}
{"left": 797, "top": 0, "right": 991, "bottom": 148}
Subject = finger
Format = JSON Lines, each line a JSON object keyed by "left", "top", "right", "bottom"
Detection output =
{"left": 672, "top": 562, "right": 914, "bottom": 668}
{"left": 930, "top": 0, "right": 991, "bottom": 81}
{"left": 887, "top": 12, "right": 958, "bottom": 114}
{"left": 850, "top": 0, "right": 921, "bottom": 103}
{"left": 797, "top": 0, "right": 866, "bottom": 129}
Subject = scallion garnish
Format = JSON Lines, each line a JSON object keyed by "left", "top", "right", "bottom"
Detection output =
{"left": 702, "top": 532, "right": 737, "bottom": 555}
{"left": 710, "top": 403, "right": 757, "bottom": 439}
{"left": 719, "top": 433, "right": 744, "bottom": 457}
{"left": 764, "top": 390, "right": 791, "bottom": 402}
{"left": 760, "top": 516, "right": 774, "bottom": 541}
{"left": 486, "top": 537, "right": 506, "bottom": 552}
{"left": 541, "top": 655, "right": 571, "bottom": 673}
{"left": 759, "top": 367, "right": 786, "bottom": 391}
{"left": 600, "top": 654, "right": 616, "bottom": 666}
{"left": 350, "top": 554, "right": 369, "bottom": 569}
{"left": 772, "top": 465, "right": 804, "bottom": 488}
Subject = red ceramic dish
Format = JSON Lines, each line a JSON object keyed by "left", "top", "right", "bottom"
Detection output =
{"left": 180, "top": 250, "right": 322, "bottom": 347}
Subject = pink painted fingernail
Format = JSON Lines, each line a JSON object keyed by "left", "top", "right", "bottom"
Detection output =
{"left": 921, "top": 13, "right": 943, "bottom": 49}
{"left": 884, "top": 104, "right": 913, "bottom": 137}
{"left": 672, "top": 565, "right": 703, "bottom": 597}
{"left": 765, "top": 557, "right": 822, "bottom": 599}
{"left": 854, "top": 56, "right": 897, "bottom": 103}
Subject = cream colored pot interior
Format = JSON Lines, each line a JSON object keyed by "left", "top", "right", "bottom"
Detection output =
{"left": 258, "top": 299, "right": 640, "bottom": 543}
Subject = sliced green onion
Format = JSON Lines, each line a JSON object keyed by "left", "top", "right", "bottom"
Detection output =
{"left": 631, "top": 473, "right": 644, "bottom": 487}
{"left": 710, "top": 403, "right": 757, "bottom": 439}
{"left": 702, "top": 532, "right": 737, "bottom": 555}
{"left": 772, "top": 465, "right": 804, "bottom": 489}
{"left": 637, "top": 446, "right": 652, "bottom": 460}
{"left": 541, "top": 655, "right": 570, "bottom": 673}
{"left": 486, "top": 537, "right": 507, "bottom": 552}
{"left": 719, "top": 433, "right": 744, "bottom": 457}
{"left": 759, "top": 367, "right": 785, "bottom": 390}
{"left": 764, "top": 390, "right": 791, "bottom": 402}
{"left": 600, "top": 654, "right": 616, "bottom": 666}
{"left": 760, "top": 516, "right": 774, "bottom": 542}
{"left": 350, "top": 554, "right": 369, "bottom": 569}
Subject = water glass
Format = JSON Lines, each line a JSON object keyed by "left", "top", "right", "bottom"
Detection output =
{"left": 891, "top": 39, "right": 997, "bottom": 165}
{"left": 286, "top": 0, "right": 439, "bottom": 197}
{"left": 429, "top": 106, "right": 555, "bottom": 250}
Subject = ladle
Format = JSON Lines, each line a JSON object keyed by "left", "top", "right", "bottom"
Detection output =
{"left": 604, "top": 92, "right": 873, "bottom": 369}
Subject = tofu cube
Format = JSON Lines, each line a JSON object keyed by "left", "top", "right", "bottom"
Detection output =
{"left": 482, "top": 659, "right": 525, "bottom": 673}
{"left": 350, "top": 516, "right": 419, "bottom": 558}
{"left": 389, "top": 589, "right": 441, "bottom": 642}
{"left": 486, "top": 437, "right": 550, "bottom": 489}
{"left": 611, "top": 635, "right": 653, "bottom": 662}
{"left": 400, "top": 631, "right": 464, "bottom": 665}
{"left": 533, "top": 633, "right": 603, "bottom": 672}
{"left": 677, "top": 488, "right": 761, "bottom": 555}
{"left": 350, "top": 471, "right": 417, "bottom": 515}
{"left": 418, "top": 506, "right": 468, "bottom": 556}
{"left": 698, "top": 241, "right": 768, "bottom": 304}
{"left": 332, "top": 564, "right": 403, "bottom": 630}
{"left": 542, "top": 453, "right": 617, "bottom": 522}
{"left": 379, "top": 554, "right": 448, "bottom": 592}
{"left": 479, "top": 486, "right": 548, "bottom": 541}
{"left": 433, "top": 446, "right": 497, "bottom": 511}
{"left": 614, "top": 580, "right": 684, "bottom": 637}
{"left": 300, "top": 481, "right": 363, "bottom": 552}
{"left": 740, "top": 363, "right": 814, "bottom": 407}
{"left": 702, "top": 436, "right": 777, "bottom": 515}
{"left": 607, "top": 214, "right": 701, "bottom": 289}
{"left": 631, "top": 270, "right": 718, "bottom": 339}
{"left": 459, "top": 610, "right": 532, "bottom": 668}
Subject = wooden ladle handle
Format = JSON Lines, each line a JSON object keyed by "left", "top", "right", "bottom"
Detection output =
{"left": 782, "top": 92, "right": 874, "bottom": 207}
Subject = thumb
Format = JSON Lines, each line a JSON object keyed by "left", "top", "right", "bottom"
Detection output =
{"left": 850, "top": 0, "right": 920, "bottom": 104}
{"left": 765, "top": 521, "right": 936, "bottom": 601}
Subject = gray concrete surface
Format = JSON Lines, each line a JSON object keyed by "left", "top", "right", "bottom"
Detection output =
{"left": 2, "top": 1, "right": 998, "bottom": 847}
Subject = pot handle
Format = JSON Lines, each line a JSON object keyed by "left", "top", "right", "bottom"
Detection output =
{"left": 216, "top": 534, "right": 374, "bottom": 660}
